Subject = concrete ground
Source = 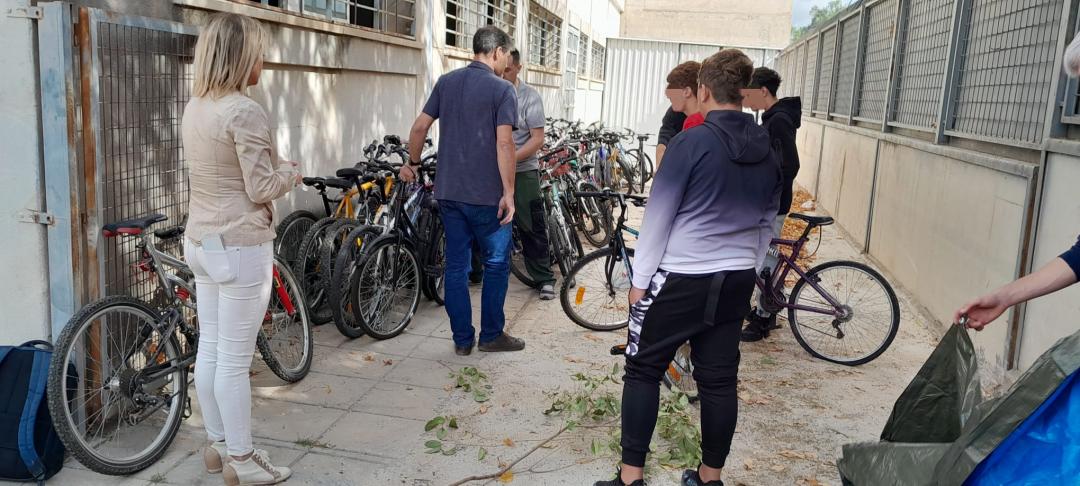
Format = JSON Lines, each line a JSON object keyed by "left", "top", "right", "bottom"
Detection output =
{"left": 26, "top": 202, "right": 943, "bottom": 486}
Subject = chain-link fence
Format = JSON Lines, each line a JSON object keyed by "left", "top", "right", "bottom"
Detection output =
{"left": 774, "top": 0, "right": 1071, "bottom": 148}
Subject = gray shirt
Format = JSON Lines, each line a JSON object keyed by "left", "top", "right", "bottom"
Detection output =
{"left": 512, "top": 81, "right": 546, "bottom": 172}
{"left": 423, "top": 61, "right": 517, "bottom": 206}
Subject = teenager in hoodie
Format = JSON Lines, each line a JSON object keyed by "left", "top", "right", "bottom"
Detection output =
{"left": 594, "top": 49, "right": 781, "bottom": 486}
{"left": 741, "top": 66, "right": 803, "bottom": 342}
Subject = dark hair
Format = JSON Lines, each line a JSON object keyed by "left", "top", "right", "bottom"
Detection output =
{"left": 473, "top": 25, "right": 512, "bottom": 55}
{"left": 666, "top": 61, "right": 701, "bottom": 96}
{"left": 699, "top": 49, "right": 754, "bottom": 104}
{"left": 509, "top": 48, "right": 521, "bottom": 66}
{"left": 749, "top": 67, "right": 782, "bottom": 97}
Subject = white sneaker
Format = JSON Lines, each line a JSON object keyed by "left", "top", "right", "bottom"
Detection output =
{"left": 204, "top": 440, "right": 228, "bottom": 474}
{"left": 223, "top": 449, "right": 292, "bottom": 486}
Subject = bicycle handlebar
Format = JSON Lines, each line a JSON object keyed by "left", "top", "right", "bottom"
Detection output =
{"left": 573, "top": 190, "right": 648, "bottom": 205}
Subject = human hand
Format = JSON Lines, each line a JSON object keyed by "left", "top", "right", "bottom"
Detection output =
{"left": 628, "top": 287, "right": 646, "bottom": 307}
{"left": 497, "top": 193, "right": 515, "bottom": 225}
{"left": 954, "top": 292, "right": 1009, "bottom": 331}
{"left": 399, "top": 164, "right": 418, "bottom": 183}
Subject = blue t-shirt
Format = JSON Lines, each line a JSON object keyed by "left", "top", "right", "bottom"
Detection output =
{"left": 423, "top": 61, "right": 518, "bottom": 206}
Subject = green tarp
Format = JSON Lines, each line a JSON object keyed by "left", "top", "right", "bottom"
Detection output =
{"left": 838, "top": 326, "right": 1080, "bottom": 485}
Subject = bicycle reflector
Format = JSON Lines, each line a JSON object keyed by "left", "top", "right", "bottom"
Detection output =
{"left": 575, "top": 287, "right": 586, "bottom": 306}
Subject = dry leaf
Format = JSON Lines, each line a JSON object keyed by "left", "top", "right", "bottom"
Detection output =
{"left": 479, "top": 405, "right": 490, "bottom": 414}
{"left": 383, "top": 358, "right": 394, "bottom": 366}
{"left": 498, "top": 460, "right": 509, "bottom": 469}
{"left": 323, "top": 384, "right": 332, "bottom": 394}
{"left": 498, "top": 470, "right": 514, "bottom": 483}
{"left": 743, "top": 458, "right": 754, "bottom": 470}
{"left": 583, "top": 334, "right": 602, "bottom": 342}
{"left": 362, "top": 354, "right": 375, "bottom": 362}
{"left": 779, "top": 450, "right": 813, "bottom": 460}
{"left": 768, "top": 347, "right": 784, "bottom": 353}
{"left": 799, "top": 478, "right": 824, "bottom": 486}
{"left": 541, "top": 329, "right": 553, "bottom": 335}
{"left": 502, "top": 438, "right": 515, "bottom": 447}
{"left": 444, "top": 384, "right": 454, "bottom": 392}
{"left": 564, "top": 357, "right": 583, "bottom": 363}
{"left": 770, "top": 464, "right": 787, "bottom": 473}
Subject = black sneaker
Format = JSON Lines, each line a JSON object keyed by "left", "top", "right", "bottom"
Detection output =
{"left": 455, "top": 344, "right": 473, "bottom": 356}
{"left": 477, "top": 333, "right": 525, "bottom": 352}
{"left": 740, "top": 309, "right": 772, "bottom": 343}
{"left": 594, "top": 470, "right": 646, "bottom": 486}
{"left": 539, "top": 284, "right": 556, "bottom": 301}
{"left": 681, "top": 469, "right": 723, "bottom": 486}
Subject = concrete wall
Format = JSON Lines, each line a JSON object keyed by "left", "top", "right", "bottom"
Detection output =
{"left": 0, "top": 0, "right": 52, "bottom": 343}
{"left": 619, "top": 0, "right": 791, "bottom": 49}
{"left": 797, "top": 118, "right": 1036, "bottom": 372}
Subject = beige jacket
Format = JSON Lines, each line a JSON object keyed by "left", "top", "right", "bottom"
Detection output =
{"left": 181, "top": 93, "right": 297, "bottom": 247}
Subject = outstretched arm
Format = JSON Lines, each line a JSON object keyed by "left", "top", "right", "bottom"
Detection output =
{"left": 955, "top": 257, "right": 1077, "bottom": 330}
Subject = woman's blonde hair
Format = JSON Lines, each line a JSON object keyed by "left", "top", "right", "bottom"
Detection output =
{"left": 192, "top": 13, "right": 267, "bottom": 99}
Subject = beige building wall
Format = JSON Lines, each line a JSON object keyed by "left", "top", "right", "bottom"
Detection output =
{"left": 619, "top": 0, "right": 792, "bottom": 49}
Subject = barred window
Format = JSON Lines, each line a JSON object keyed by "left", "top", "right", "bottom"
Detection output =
{"left": 302, "top": 0, "right": 415, "bottom": 37}
{"left": 591, "top": 41, "right": 605, "bottom": 80}
{"left": 578, "top": 33, "right": 589, "bottom": 76}
{"left": 445, "top": 0, "right": 517, "bottom": 50}
{"left": 567, "top": 26, "right": 579, "bottom": 75}
{"left": 247, "top": 0, "right": 285, "bottom": 8}
{"left": 527, "top": 1, "right": 561, "bottom": 70}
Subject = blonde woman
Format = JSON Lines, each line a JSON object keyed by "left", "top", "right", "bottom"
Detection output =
{"left": 182, "top": 13, "right": 299, "bottom": 486}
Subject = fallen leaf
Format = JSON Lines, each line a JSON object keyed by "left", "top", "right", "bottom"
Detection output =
{"left": 362, "top": 354, "right": 375, "bottom": 362}
{"left": 498, "top": 470, "right": 514, "bottom": 483}
{"left": 323, "top": 384, "right": 332, "bottom": 394}
{"left": 479, "top": 405, "right": 490, "bottom": 414}
{"left": 799, "top": 478, "right": 824, "bottom": 486}
{"left": 770, "top": 464, "right": 787, "bottom": 473}
{"left": 444, "top": 385, "right": 454, "bottom": 392}
{"left": 768, "top": 347, "right": 784, "bottom": 353}
{"left": 779, "top": 450, "right": 813, "bottom": 460}
{"left": 541, "top": 329, "right": 553, "bottom": 335}
{"left": 503, "top": 438, "right": 515, "bottom": 447}
{"left": 383, "top": 358, "right": 394, "bottom": 366}
{"left": 564, "top": 357, "right": 583, "bottom": 363}
{"left": 583, "top": 334, "right": 602, "bottom": 342}
{"left": 743, "top": 458, "right": 754, "bottom": 470}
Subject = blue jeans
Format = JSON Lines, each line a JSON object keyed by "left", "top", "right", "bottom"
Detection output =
{"left": 439, "top": 200, "right": 512, "bottom": 348}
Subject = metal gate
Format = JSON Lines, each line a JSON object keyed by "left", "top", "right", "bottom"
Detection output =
{"left": 39, "top": 2, "right": 197, "bottom": 335}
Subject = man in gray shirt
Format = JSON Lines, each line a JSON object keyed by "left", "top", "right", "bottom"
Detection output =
{"left": 502, "top": 48, "right": 557, "bottom": 299}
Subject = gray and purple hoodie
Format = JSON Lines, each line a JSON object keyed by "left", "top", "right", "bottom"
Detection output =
{"left": 631, "top": 110, "right": 782, "bottom": 290}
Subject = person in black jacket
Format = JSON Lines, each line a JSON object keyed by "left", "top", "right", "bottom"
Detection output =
{"left": 655, "top": 107, "right": 687, "bottom": 169}
{"left": 741, "top": 66, "right": 803, "bottom": 342}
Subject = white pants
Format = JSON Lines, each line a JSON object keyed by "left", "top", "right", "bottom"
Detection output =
{"left": 184, "top": 239, "right": 274, "bottom": 456}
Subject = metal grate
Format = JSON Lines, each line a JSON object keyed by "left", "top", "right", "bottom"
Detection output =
{"left": 527, "top": 1, "right": 561, "bottom": 70}
{"left": 832, "top": 14, "right": 861, "bottom": 116}
{"left": 591, "top": 41, "right": 605, "bottom": 80}
{"left": 444, "top": 0, "right": 516, "bottom": 50}
{"left": 891, "top": 0, "right": 953, "bottom": 129}
{"left": 97, "top": 22, "right": 196, "bottom": 300}
{"left": 948, "top": 0, "right": 1064, "bottom": 145}
{"left": 856, "top": 0, "right": 897, "bottom": 121}
{"left": 793, "top": 43, "right": 805, "bottom": 100}
{"left": 803, "top": 37, "right": 819, "bottom": 113}
{"left": 302, "top": 0, "right": 415, "bottom": 37}
{"left": 578, "top": 32, "right": 589, "bottom": 76}
{"left": 815, "top": 27, "right": 837, "bottom": 113}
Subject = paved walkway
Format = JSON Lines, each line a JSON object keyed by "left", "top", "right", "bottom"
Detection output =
{"left": 27, "top": 205, "right": 942, "bottom": 486}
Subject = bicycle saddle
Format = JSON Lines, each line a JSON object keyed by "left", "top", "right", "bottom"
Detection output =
{"left": 103, "top": 214, "right": 168, "bottom": 237}
{"left": 789, "top": 213, "right": 834, "bottom": 226}
{"left": 322, "top": 177, "right": 353, "bottom": 190}
{"left": 154, "top": 225, "right": 186, "bottom": 240}
{"left": 336, "top": 167, "right": 365, "bottom": 178}
{"left": 302, "top": 177, "right": 326, "bottom": 187}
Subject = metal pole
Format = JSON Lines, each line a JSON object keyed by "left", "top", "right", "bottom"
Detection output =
{"left": 882, "top": 0, "right": 909, "bottom": 133}
{"left": 849, "top": 3, "right": 869, "bottom": 125}
{"left": 935, "top": 0, "right": 972, "bottom": 145}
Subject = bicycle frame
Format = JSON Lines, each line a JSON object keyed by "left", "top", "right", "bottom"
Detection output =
{"left": 757, "top": 232, "right": 844, "bottom": 317}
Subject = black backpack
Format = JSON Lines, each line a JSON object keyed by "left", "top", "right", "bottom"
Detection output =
{"left": 0, "top": 340, "right": 66, "bottom": 482}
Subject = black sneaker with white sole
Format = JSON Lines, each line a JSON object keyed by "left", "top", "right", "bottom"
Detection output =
{"left": 539, "top": 284, "right": 556, "bottom": 300}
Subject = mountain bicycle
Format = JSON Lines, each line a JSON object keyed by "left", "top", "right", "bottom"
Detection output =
{"left": 508, "top": 154, "right": 585, "bottom": 288}
{"left": 47, "top": 213, "right": 312, "bottom": 475}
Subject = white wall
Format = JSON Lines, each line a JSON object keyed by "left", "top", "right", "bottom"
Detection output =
{"left": 0, "top": 0, "right": 51, "bottom": 344}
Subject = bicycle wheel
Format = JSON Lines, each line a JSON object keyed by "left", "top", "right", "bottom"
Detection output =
{"left": 47, "top": 296, "right": 186, "bottom": 475}
{"left": 547, "top": 212, "right": 573, "bottom": 279}
{"left": 560, "top": 247, "right": 635, "bottom": 331}
{"left": 319, "top": 219, "right": 360, "bottom": 316}
{"left": 576, "top": 183, "right": 613, "bottom": 248}
{"left": 330, "top": 224, "right": 383, "bottom": 338}
{"left": 257, "top": 259, "right": 314, "bottom": 383}
{"left": 420, "top": 216, "right": 446, "bottom": 305}
{"left": 787, "top": 260, "right": 900, "bottom": 366}
{"left": 275, "top": 210, "right": 317, "bottom": 269}
{"left": 560, "top": 198, "right": 585, "bottom": 260}
{"left": 626, "top": 149, "right": 652, "bottom": 193}
{"left": 509, "top": 227, "right": 539, "bottom": 289}
{"left": 350, "top": 236, "right": 422, "bottom": 339}
{"left": 615, "top": 156, "right": 638, "bottom": 194}
{"left": 293, "top": 218, "right": 339, "bottom": 325}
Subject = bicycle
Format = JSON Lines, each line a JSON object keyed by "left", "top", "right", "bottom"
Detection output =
{"left": 508, "top": 153, "right": 585, "bottom": 288}
{"left": 46, "top": 213, "right": 312, "bottom": 475}
{"left": 560, "top": 190, "right": 646, "bottom": 331}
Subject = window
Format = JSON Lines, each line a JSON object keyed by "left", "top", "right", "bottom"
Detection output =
{"left": 590, "top": 41, "right": 604, "bottom": 80}
{"left": 577, "top": 33, "right": 589, "bottom": 76}
{"left": 445, "top": 0, "right": 517, "bottom": 50}
{"left": 527, "top": 1, "right": 561, "bottom": 70}
{"left": 247, "top": 0, "right": 285, "bottom": 7}
{"left": 302, "top": 0, "right": 416, "bottom": 37}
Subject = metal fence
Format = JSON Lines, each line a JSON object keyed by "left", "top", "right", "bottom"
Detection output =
{"left": 775, "top": 0, "right": 1072, "bottom": 148}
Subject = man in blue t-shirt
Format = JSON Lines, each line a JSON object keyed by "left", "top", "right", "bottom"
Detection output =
{"left": 403, "top": 26, "right": 525, "bottom": 355}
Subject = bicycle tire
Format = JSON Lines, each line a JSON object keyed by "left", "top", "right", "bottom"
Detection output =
{"left": 257, "top": 259, "right": 314, "bottom": 383}
{"left": 548, "top": 212, "right": 573, "bottom": 279}
{"left": 575, "top": 182, "right": 613, "bottom": 248}
{"left": 330, "top": 224, "right": 384, "bottom": 338}
{"left": 616, "top": 156, "right": 638, "bottom": 195}
{"left": 350, "top": 236, "right": 421, "bottom": 340}
{"left": 560, "top": 247, "right": 635, "bottom": 331}
{"left": 47, "top": 296, "right": 186, "bottom": 476}
{"left": 319, "top": 219, "right": 360, "bottom": 315}
{"left": 560, "top": 198, "right": 585, "bottom": 260}
{"left": 626, "top": 149, "right": 652, "bottom": 193}
{"left": 787, "top": 260, "right": 900, "bottom": 366}
{"left": 293, "top": 217, "right": 339, "bottom": 325}
{"left": 420, "top": 215, "right": 446, "bottom": 305}
{"left": 275, "top": 210, "right": 318, "bottom": 268}
{"left": 510, "top": 228, "right": 539, "bottom": 289}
